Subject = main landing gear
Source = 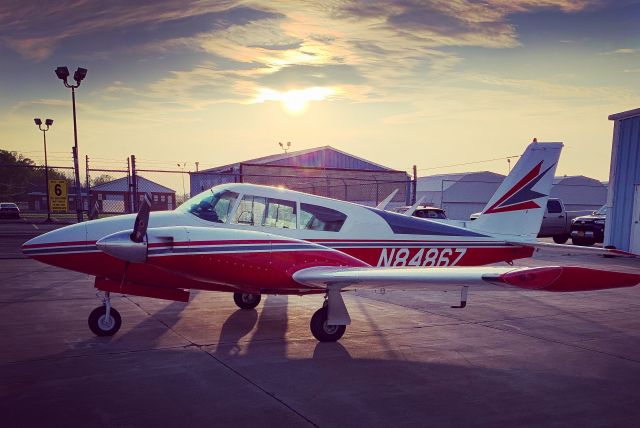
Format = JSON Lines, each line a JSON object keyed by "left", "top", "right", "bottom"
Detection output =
{"left": 233, "top": 292, "right": 262, "bottom": 310}
{"left": 310, "top": 292, "right": 349, "bottom": 342}
{"left": 88, "top": 291, "right": 122, "bottom": 336}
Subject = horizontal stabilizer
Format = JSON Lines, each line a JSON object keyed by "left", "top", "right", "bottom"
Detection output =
{"left": 506, "top": 240, "right": 638, "bottom": 258}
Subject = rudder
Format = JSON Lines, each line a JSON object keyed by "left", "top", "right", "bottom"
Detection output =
{"left": 468, "top": 140, "right": 563, "bottom": 239}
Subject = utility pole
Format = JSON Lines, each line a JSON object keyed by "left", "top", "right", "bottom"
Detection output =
{"left": 412, "top": 165, "right": 418, "bottom": 205}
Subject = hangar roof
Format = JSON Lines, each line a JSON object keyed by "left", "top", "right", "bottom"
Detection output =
{"left": 608, "top": 107, "right": 640, "bottom": 121}
{"left": 200, "top": 146, "right": 395, "bottom": 173}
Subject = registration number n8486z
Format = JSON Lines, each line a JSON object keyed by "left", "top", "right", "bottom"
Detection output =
{"left": 377, "top": 247, "right": 467, "bottom": 267}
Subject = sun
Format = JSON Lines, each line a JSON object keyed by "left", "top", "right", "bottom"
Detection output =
{"left": 254, "top": 87, "right": 335, "bottom": 115}
{"left": 282, "top": 90, "right": 308, "bottom": 114}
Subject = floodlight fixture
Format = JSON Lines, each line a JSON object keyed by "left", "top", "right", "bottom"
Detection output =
{"left": 34, "top": 118, "right": 42, "bottom": 125}
{"left": 73, "top": 67, "right": 87, "bottom": 84}
{"left": 45, "top": 119, "right": 54, "bottom": 126}
{"left": 55, "top": 66, "right": 70, "bottom": 83}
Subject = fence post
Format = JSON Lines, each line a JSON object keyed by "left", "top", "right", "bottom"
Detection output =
{"left": 412, "top": 165, "right": 417, "bottom": 205}
{"left": 85, "top": 155, "right": 90, "bottom": 197}
{"left": 131, "top": 154, "right": 138, "bottom": 212}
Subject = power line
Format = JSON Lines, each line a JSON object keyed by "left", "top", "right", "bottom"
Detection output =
{"left": 416, "top": 155, "right": 521, "bottom": 172}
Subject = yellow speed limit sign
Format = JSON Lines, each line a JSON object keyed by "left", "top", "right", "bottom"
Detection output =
{"left": 48, "top": 179, "right": 68, "bottom": 212}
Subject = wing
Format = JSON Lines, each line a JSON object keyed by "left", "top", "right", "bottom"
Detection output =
{"left": 506, "top": 240, "right": 637, "bottom": 258}
{"left": 293, "top": 265, "right": 640, "bottom": 292}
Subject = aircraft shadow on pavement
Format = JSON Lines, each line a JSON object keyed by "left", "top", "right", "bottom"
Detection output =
{"left": 3, "top": 292, "right": 640, "bottom": 427}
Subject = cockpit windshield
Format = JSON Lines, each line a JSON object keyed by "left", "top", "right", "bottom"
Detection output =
{"left": 595, "top": 205, "right": 607, "bottom": 216}
{"left": 177, "top": 189, "right": 238, "bottom": 223}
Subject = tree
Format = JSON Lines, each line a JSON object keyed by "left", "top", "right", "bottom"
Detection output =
{"left": 0, "top": 149, "right": 70, "bottom": 201}
{"left": 91, "top": 174, "right": 114, "bottom": 187}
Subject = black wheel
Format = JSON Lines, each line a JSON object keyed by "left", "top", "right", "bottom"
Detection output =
{"left": 88, "top": 306, "right": 122, "bottom": 336}
{"left": 553, "top": 234, "right": 570, "bottom": 244}
{"left": 572, "top": 237, "right": 595, "bottom": 246}
{"left": 233, "top": 292, "right": 261, "bottom": 309}
{"left": 310, "top": 307, "right": 346, "bottom": 342}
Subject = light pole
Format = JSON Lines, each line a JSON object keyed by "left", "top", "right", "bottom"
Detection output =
{"left": 55, "top": 66, "right": 87, "bottom": 222}
{"left": 279, "top": 141, "right": 291, "bottom": 153}
{"left": 34, "top": 118, "right": 54, "bottom": 222}
{"left": 177, "top": 162, "right": 187, "bottom": 201}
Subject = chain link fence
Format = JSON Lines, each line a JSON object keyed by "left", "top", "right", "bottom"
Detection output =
{"left": 191, "top": 163, "right": 413, "bottom": 207}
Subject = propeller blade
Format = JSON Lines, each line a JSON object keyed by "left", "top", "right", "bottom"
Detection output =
{"left": 130, "top": 195, "right": 151, "bottom": 243}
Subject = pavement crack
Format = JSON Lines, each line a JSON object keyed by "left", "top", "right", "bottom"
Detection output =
{"left": 202, "top": 350, "right": 319, "bottom": 427}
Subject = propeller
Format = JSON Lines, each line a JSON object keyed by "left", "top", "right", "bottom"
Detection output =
{"left": 130, "top": 195, "right": 151, "bottom": 243}
{"left": 96, "top": 195, "right": 151, "bottom": 263}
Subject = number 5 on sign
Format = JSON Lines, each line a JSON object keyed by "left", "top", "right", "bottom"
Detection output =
{"left": 48, "top": 179, "right": 68, "bottom": 212}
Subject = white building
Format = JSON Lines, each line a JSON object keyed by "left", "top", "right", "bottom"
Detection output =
{"left": 417, "top": 171, "right": 607, "bottom": 220}
{"left": 416, "top": 171, "right": 505, "bottom": 220}
{"left": 550, "top": 176, "right": 607, "bottom": 212}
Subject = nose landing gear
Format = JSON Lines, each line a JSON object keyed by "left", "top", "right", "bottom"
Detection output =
{"left": 88, "top": 291, "right": 122, "bottom": 336}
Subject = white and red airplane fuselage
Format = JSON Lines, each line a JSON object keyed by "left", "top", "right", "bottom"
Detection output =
{"left": 22, "top": 141, "right": 639, "bottom": 341}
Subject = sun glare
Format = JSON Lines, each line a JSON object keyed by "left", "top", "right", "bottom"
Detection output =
{"left": 255, "top": 87, "right": 335, "bottom": 114}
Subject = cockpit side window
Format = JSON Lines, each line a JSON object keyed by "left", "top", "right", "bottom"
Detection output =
{"left": 233, "top": 195, "right": 267, "bottom": 226}
{"left": 263, "top": 198, "right": 297, "bottom": 229}
{"left": 180, "top": 190, "right": 238, "bottom": 223}
{"left": 300, "top": 203, "right": 347, "bottom": 232}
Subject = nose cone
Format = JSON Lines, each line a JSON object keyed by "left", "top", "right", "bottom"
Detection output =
{"left": 96, "top": 230, "right": 147, "bottom": 263}
{"left": 22, "top": 222, "right": 88, "bottom": 258}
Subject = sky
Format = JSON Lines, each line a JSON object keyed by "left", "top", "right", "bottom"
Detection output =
{"left": 1, "top": 0, "right": 639, "bottom": 191}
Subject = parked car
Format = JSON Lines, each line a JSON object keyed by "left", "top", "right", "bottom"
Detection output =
{"left": 391, "top": 205, "right": 448, "bottom": 219}
{"left": 0, "top": 202, "right": 21, "bottom": 219}
{"left": 570, "top": 205, "right": 607, "bottom": 246}
{"left": 470, "top": 198, "right": 588, "bottom": 244}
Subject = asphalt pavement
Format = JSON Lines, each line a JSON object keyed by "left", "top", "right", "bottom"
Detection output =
{"left": 1, "top": 222, "right": 640, "bottom": 427}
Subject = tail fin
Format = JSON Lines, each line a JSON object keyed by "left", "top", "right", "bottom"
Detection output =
{"left": 469, "top": 141, "right": 562, "bottom": 239}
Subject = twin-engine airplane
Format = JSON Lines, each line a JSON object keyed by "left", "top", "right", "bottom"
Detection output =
{"left": 23, "top": 141, "right": 639, "bottom": 342}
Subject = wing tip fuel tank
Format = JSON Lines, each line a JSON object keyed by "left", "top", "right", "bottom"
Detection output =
{"left": 493, "top": 266, "right": 640, "bottom": 292}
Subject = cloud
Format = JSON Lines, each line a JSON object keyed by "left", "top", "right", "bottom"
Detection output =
{"left": 602, "top": 48, "right": 637, "bottom": 55}
{"left": 0, "top": 0, "right": 612, "bottom": 114}
{"left": 0, "top": 0, "right": 244, "bottom": 60}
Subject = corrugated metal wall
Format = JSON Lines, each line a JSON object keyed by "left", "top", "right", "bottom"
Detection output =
{"left": 607, "top": 114, "right": 640, "bottom": 250}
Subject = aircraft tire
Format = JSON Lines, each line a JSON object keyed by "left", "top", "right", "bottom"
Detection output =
{"left": 233, "top": 292, "right": 261, "bottom": 309}
{"left": 310, "top": 307, "right": 346, "bottom": 342}
{"left": 553, "top": 234, "right": 570, "bottom": 244}
{"left": 88, "top": 306, "right": 122, "bottom": 337}
{"left": 572, "top": 237, "right": 595, "bottom": 247}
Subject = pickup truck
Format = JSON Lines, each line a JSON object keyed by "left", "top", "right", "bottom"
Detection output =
{"left": 470, "top": 198, "right": 589, "bottom": 244}
{"left": 570, "top": 205, "right": 607, "bottom": 246}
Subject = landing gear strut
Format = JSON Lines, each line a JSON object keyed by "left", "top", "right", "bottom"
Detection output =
{"left": 233, "top": 292, "right": 261, "bottom": 310}
{"left": 88, "top": 291, "right": 122, "bottom": 336}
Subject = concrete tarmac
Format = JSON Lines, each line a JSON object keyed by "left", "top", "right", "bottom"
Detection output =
{"left": 1, "top": 235, "right": 640, "bottom": 427}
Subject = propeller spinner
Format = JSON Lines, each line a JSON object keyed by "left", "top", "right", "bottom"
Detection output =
{"left": 96, "top": 195, "right": 151, "bottom": 263}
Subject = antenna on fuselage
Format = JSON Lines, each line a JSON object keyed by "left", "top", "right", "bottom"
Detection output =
{"left": 403, "top": 196, "right": 426, "bottom": 216}
{"left": 376, "top": 189, "right": 399, "bottom": 210}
